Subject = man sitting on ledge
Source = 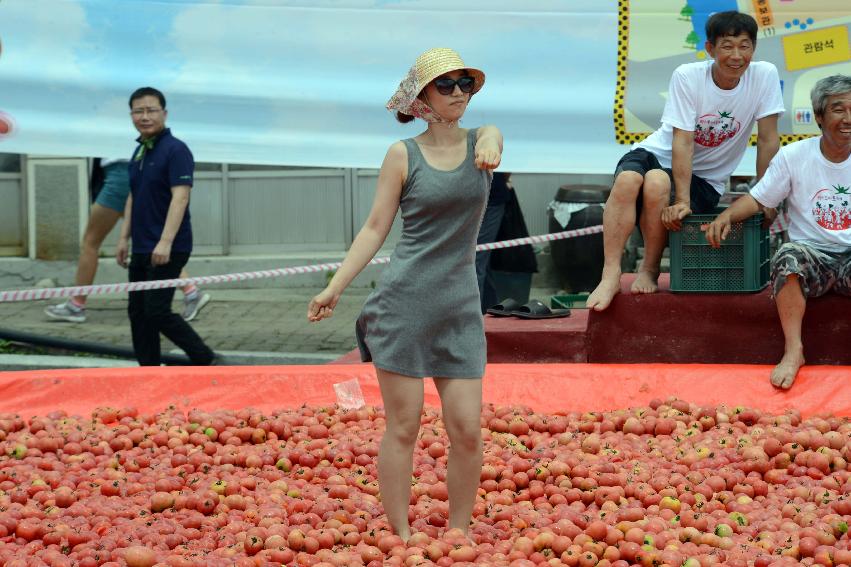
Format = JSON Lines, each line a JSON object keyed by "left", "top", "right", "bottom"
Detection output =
{"left": 704, "top": 74, "right": 851, "bottom": 390}
{"left": 587, "top": 10, "right": 783, "bottom": 310}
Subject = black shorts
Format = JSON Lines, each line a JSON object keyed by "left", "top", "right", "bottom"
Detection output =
{"left": 614, "top": 148, "right": 721, "bottom": 217}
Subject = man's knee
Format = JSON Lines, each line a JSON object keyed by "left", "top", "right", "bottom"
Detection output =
{"left": 146, "top": 311, "right": 168, "bottom": 325}
{"left": 836, "top": 259, "right": 851, "bottom": 296}
{"left": 610, "top": 171, "right": 644, "bottom": 203}
{"left": 140, "top": 294, "right": 176, "bottom": 323}
{"left": 641, "top": 170, "right": 670, "bottom": 203}
{"left": 773, "top": 272, "right": 806, "bottom": 299}
{"left": 770, "top": 242, "right": 834, "bottom": 298}
{"left": 779, "top": 272, "right": 801, "bottom": 288}
{"left": 127, "top": 294, "right": 144, "bottom": 319}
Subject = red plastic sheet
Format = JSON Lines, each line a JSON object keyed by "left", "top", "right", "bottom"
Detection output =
{"left": 0, "top": 363, "right": 849, "bottom": 418}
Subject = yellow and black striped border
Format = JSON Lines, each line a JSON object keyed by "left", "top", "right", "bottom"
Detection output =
{"left": 613, "top": 0, "right": 645, "bottom": 146}
{"left": 614, "top": 0, "right": 808, "bottom": 147}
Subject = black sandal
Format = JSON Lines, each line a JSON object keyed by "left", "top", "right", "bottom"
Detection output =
{"left": 512, "top": 299, "right": 571, "bottom": 319}
{"left": 486, "top": 298, "right": 523, "bottom": 317}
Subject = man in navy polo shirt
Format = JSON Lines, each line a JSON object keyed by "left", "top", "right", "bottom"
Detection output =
{"left": 116, "top": 87, "right": 215, "bottom": 366}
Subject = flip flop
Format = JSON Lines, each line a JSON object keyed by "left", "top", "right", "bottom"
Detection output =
{"left": 486, "top": 298, "right": 523, "bottom": 317}
{"left": 513, "top": 299, "right": 571, "bottom": 319}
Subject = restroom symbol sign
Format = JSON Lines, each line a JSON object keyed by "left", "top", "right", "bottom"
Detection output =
{"left": 794, "top": 108, "right": 813, "bottom": 124}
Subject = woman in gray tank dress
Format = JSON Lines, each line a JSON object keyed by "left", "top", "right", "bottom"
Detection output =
{"left": 308, "top": 48, "right": 502, "bottom": 541}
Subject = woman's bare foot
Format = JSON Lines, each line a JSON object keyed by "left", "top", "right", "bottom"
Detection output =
{"left": 630, "top": 270, "right": 660, "bottom": 294}
{"left": 396, "top": 528, "right": 411, "bottom": 544}
{"left": 586, "top": 271, "right": 622, "bottom": 312}
{"left": 770, "top": 348, "right": 805, "bottom": 390}
{"left": 442, "top": 527, "right": 474, "bottom": 546}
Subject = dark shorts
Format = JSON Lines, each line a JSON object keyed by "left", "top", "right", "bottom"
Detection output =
{"left": 771, "top": 242, "right": 851, "bottom": 298}
{"left": 614, "top": 148, "right": 720, "bottom": 217}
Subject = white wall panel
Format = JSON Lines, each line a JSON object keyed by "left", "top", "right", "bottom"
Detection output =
{"left": 0, "top": 176, "right": 24, "bottom": 255}
{"left": 190, "top": 175, "right": 224, "bottom": 252}
{"left": 229, "top": 171, "right": 347, "bottom": 253}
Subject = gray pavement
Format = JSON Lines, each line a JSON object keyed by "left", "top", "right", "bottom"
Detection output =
{"left": 0, "top": 288, "right": 369, "bottom": 364}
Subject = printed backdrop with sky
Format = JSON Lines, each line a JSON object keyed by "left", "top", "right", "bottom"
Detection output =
{"left": 0, "top": 1, "right": 847, "bottom": 173}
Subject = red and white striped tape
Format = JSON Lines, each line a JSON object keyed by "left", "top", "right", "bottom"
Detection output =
{"left": 0, "top": 225, "right": 603, "bottom": 303}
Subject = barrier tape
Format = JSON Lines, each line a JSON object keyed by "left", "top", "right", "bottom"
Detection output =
{"left": 0, "top": 225, "right": 603, "bottom": 303}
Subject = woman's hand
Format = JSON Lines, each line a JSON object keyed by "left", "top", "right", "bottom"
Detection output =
{"left": 475, "top": 141, "right": 501, "bottom": 170}
{"left": 475, "top": 125, "right": 503, "bottom": 170}
{"left": 308, "top": 288, "right": 341, "bottom": 322}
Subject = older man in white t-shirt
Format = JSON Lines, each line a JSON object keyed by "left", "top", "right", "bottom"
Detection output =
{"left": 587, "top": 10, "right": 784, "bottom": 311}
{"left": 705, "top": 75, "right": 851, "bottom": 389}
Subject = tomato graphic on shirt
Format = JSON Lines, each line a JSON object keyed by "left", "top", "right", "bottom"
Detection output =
{"left": 811, "top": 184, "right": 851, "bottom": 231}
{"left": 694, "top": 111, "right": 741, "bottom": 147}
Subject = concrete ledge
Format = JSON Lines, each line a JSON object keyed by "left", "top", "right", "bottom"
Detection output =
{"left": 587, "top": 274, "right": 851, "bottom": 365}
{"left": 0, "top": 350, "right": 341, "bottom": 371}
{"left": 0, "top": 354, "right": 136, "bottom": 371}
{"left": 168, "top": 349, "right": 340, "bottom": 366}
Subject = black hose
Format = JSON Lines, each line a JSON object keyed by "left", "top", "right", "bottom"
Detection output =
{"left": 0, "top": 328, "right": 191, "bottom": 365}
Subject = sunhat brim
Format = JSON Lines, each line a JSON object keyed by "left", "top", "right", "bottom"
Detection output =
{"left": 386, "top": 48, "right": 485, "bottom": 120}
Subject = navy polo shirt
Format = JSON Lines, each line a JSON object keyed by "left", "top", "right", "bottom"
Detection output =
{"left": 127, "top": 128, "right": 194, "bottom": 254}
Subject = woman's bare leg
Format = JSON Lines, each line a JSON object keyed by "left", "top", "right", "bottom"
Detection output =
{"left": 433, "top": 377, "right": 483, "bottom": 535}
{"left": 376, "top": 369, "right": 424, "bottom": 541}
{"left": 73, "top": 204, "right": 122, "bottom": 305}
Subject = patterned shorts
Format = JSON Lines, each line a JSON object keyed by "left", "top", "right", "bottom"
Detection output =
{"left": 771, "top": 242, "right": 851, "bottom": 298}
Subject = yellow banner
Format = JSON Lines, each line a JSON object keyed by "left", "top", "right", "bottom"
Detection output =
{"left": 782, "top": 25, "right": 851, "bottom": 72}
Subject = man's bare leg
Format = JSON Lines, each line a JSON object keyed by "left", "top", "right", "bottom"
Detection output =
{"left": 770, "top": 274, "right": 806, "bottom": 389}
{"left": 586, "top": 171, "right": 643, "bottom": 311}
{"left": 631, "top": 170, "right": 669, "bottom": 294}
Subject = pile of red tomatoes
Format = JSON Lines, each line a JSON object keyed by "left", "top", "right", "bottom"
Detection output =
{"left": 0, "top": 398, "right": 849, "bottom": 566}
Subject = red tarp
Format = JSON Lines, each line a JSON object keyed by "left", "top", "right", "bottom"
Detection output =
{"left": 0, "top": 363, "right": 848, "bottom": 418}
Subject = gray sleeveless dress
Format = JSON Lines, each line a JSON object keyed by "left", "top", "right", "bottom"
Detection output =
{"left": 356, "top": 128, "right": 491, "bottom": 378}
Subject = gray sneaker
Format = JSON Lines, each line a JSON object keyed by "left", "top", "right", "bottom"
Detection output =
{"left": 44, "top": 301, "right": 86, "bottom": 323}
{"left": 182, "top": 292, "right": 211, "bottom": 322}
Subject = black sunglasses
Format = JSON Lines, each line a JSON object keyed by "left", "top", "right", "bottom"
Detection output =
{"left": 433, "top": 76, "right": 475, "bottom": 95}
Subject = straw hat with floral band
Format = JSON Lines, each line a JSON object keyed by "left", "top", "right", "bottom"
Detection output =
{"left": 387, "top": 48, "right": 485, "bottom": 124}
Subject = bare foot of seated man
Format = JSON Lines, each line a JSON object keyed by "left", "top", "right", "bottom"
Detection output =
{"left": 587, "top": 267, "right": 662, "bottom": 311}
{"left": 770, "top": 347, "right": 805, "bottom": 390}
{"left": 586, "top": 268, "right": 622, "bottom": 311}
{"left": 630, "top": 270, "right": 660, "bottom": 295}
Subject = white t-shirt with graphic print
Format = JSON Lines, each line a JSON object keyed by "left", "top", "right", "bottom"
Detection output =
{"left": 750, "top": 136, "right": 851, "bottom": 252}
{"left": 635, "top": 60, "right": 785, "bottom": 195}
